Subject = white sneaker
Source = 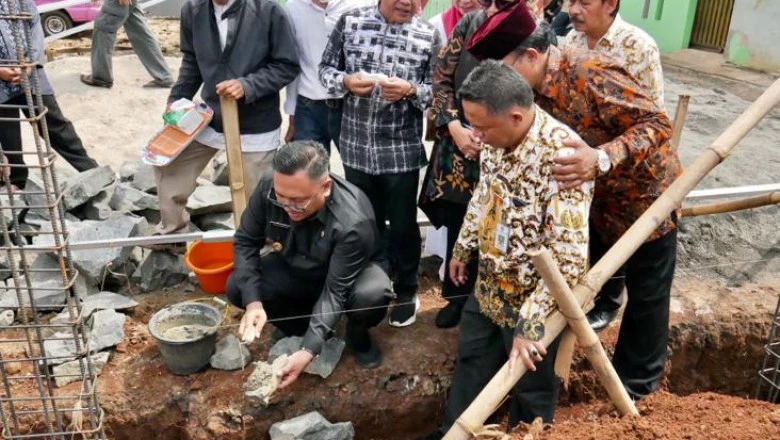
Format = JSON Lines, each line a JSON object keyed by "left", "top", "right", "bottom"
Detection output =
{"left": 388, "top": 295, "right": 420, "bottom": 328}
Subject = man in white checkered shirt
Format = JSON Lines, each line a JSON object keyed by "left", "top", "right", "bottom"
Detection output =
{"left": 319, "top": 0, "right": 441, "bottom": 328}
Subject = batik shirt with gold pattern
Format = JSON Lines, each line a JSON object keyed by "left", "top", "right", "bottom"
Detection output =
{"left": 451, "top": 107, "right": 592, "bottom": 341}
{"left": 536, "top": 47, "right": 682, "bottom": 245}
{"left": 562, "top": 14, "right": 665, "bottom": 108}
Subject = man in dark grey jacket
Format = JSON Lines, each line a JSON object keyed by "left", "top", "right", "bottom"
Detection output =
{"left": 154, "top": 0, "right": 299, "bottom": 238}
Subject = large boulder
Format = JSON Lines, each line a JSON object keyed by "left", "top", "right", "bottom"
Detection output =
{"left": 88, "top": 309, "right": 126, "bottom": 352}
{"left": 130, "top": 251, "right": 189, "bottom": 293}
{"left": 210, "top": 334, "right": 251, "bottom": 371}
{"left": 110, "top": 183, "right": 159, "bottom": 212}
{"left": 62, "top": 165, "right": 116, "bottom": 211}
{"left": 130, "top": 163, "right": 157, "bottom": 194}
{"left": 33, "top": 215, "right": 147, "bottom": 289}
{"left": 186, "top": 186, "right": 232, "bottom": 216}
{"left": 269, "top": 412, "right": 354, "bottom": 440}
{"left": 52, "top": 351, "right": 110, "bottom": 387}
{"left": 79, "top": 184, "right": 117, "bottom": 221}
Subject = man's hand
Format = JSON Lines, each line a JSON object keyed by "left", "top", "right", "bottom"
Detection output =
{"left": 343, "top": 74, "right": 375, "bottom": 97}
{"left": 216, "top": 79, "right": 245, "bottom": 100}
{"left": 238, "top": 302, "right": 267, "bottom": 344}
{"left": 278, "top": 350, "right": 314, "bottom": 389}
{"left": 448, "top": 120, "right": 481, "bottom": 161}
{"left": 509, "top": 337, "right": 546, "bottom": 373}
{"left": 381, "top": 78, "right": 413, "bottom": 103}
{"left": 0, "top": 67, "right": 18, "bottom": 83}
{"left": 449, "top": 258, "right": 469, "bottom": 287}
{"left": 284, "top": 116, "right": 295, "bottom": 143}
{"left": 552, "top": 138, "right": 598, "bottom": 190}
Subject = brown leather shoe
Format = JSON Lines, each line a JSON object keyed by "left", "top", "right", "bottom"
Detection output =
{"left": 143, "top": 79, "right": 174, "bottom": 88}
{"left": 80, "top": 74, "right": 113, "bottom": 89}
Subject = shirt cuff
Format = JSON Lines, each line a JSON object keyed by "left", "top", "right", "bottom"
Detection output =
{"left": 301, "top": 328, "right": 325, "bottom": 356}
{"left": 513, "top": 316, "right": 545, "bottom": 341}
{"left": 599, "top": 142, "right": 626, "bottom": 171}
{"left": 451, "top": 242, "right": 474, "bottom": 264}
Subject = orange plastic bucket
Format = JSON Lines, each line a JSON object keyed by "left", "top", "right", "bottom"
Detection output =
{"left": 184, "top": 241, "right": 234, "bottom": 295}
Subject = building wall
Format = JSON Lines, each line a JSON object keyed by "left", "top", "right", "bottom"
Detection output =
{"left": 726, "top": 0, "right": 780, "bottom": 72}
{"left": 620, "top": 0, "right": 699, "bottom": 53}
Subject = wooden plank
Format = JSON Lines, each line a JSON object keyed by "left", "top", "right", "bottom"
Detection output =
{"left": 219, "top": 95, "right": 247, "bottom": 229}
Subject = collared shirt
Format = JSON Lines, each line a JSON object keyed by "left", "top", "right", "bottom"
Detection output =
{"left": 319, "top": 7, "right": 441, "bottom": 175}
{"left": 195, "top": 0, "right": 279, "bottom": 152}
{"left": 536, "top": 46, "right": 682, "bottom": 245}
{"left": 283, "top": 0, "right": 373, "bottom": 115}
{"left": 452, "top": 107, "right": 592, "bottom": 340}
{"left": 562, "top": 14, "right": 665, "bottom": 108}
{"left": 233, "top": 174, "right": 382, "bottom": 355}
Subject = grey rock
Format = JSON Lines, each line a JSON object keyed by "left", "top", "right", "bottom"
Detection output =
{"left": 80, "top": 184, "right": 116, "bottom": 221}
{"left": 269, "top": 412, "right": 354, "bottom": 440}
{"left": 43, "top": 332, "right": 79, "bottom": 365}
{"left": 62, "top": 166, "right": 116, "bottom": 210}
{"left": 138, "top": 208, "right": 161, "bottom": 226}
{"left": 5, "top": 276, "right": 68, "bottom": 310}
{"left": 210, "top": 334, "right": 251, "bottom": 370}
{"left": 131, "top": 251, "right": 189, "bottom": 293}
{"left": 52, "top": 351, "right": 110, "bottom": 387}
{"left": 0, "top": 194, "right": 28, "bottom": 227}
{"left": 88, "top": 309, "right": 126, "bottom": 352}
{"left": 109, "top": 183, "right": 159, "bottom": 212}
{"left": 21, "top": 174, "right": 53, "bottom": 220}
{"left": 82, "top": 292, "right": 138, "bottom": 318}
{"left": 0, "top": 309, "right": 13, "bottom": 326}
{"left": 0, "top": 252, "right": 13, "bottom": 281}
{"left": 33, "top": 215, "right": 147, "bottom": 288}
{"left": 130, "top": 163, "right": 157, "bottom": 194}
{"left": 119, "top": 161, "right": 139, "bottom": 182}
{"left": 193, "top": 212, "right": 234, "bottom": 231}
{"left": 30, "top": 253, "right": 97, "bottom": 299}
{"left": 269, "top": 336, "right": 345, "bottom": 379}
{"left": 212, "top": 153, "right": 229, "bottom": 186}
{"left": 186, "top": 186, "right": 232, "bottom": 216}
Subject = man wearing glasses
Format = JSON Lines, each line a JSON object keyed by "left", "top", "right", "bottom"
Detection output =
{"left": 226, "top": 141, "right": 392, "bottom": 388}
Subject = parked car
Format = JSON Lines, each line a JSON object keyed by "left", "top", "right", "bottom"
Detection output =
{"left": 33, "top": 0, "right": 100, "bottom": 37}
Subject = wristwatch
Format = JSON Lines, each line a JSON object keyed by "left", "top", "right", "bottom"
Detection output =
{"left": 404, "top": 83, "right": 418, "bottom": 100}
{"left": 596, "top": 149, "right": 611, "bottom": 176}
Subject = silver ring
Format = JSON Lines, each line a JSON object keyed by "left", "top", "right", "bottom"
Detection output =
{"left": 530, "top": 348, "right": 539, "bottom": 357}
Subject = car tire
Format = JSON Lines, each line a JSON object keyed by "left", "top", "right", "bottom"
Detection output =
{"left": 41, "top": 11, "right": 73, "bottom": 37}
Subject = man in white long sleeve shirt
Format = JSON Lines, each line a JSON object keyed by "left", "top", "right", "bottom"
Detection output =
{"left": 283, "top": 0, "right": 374, "bottom": 152}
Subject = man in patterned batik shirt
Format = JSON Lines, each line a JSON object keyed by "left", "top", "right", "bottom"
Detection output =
{"left": 468, "top": 2, "right": 682, "bottom": 401}
{"left": 319, "top": 0, "right": 441, "bottom": 328}
{"left": 563, "top": 0, "right": 665, "bottom": 108}
{"left": 419, "top": 60, "right": 592, "bottom": 440}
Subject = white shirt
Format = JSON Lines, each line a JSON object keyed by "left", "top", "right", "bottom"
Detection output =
{"left": 197, "top": 0, "right": 280, "bottom": 152}
{"left": 562, "top": 14, "right": 665, "bottom": 109}
{"left": 283, "top": 0, "right": 375, "bottom": 115}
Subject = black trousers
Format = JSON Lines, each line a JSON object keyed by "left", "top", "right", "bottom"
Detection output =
{"left": 225, "top": 253, "right": 392, "bottom": 336}
{"left": 590, "top": 227, "right": 678, "bottom": 399}
{"left": 439, "top": 201, "right": 477, "bottom": 306}
{"left": 343, "top": 167, "right": 422, "bottom": 300}
{"left": 440, "top": 296, "right": 562, "bottom": 434}
{"left": 0, "top": 94, "right": 98, "bottom": 188}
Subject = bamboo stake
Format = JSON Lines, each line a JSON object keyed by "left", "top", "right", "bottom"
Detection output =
{"left": 670, "top": 94, "right": 690, "bottom": 152}
{"left": 682, "top": 191, "right": 780, "bottom": 217}
{"left": 531, "top": 249, "right": 638, "bottom": 416}
{"left": 553, "top": 328, "right": 576, "bottom": 389}
{"left": 443, "top": 77, "right": 780, "bottom": 440}
{"left": 219, "top": 95, "right": 247, "bottom": 228}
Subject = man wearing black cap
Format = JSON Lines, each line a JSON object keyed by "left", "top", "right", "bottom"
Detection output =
{"left": 466, "top": 1, "right": 682, "bottom": 403}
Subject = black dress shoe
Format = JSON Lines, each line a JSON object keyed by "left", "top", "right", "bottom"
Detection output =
{"left": 587, "top": 309, "right": 619, "bottom": 332}
{"left": 347, "top": 321, "right": 382, "bottom": 369}
{"left": 416, "top": 431, "right": 443, "bottom": 440}
{"left": 435, "top": 302, "right": 464, "bottom": 329}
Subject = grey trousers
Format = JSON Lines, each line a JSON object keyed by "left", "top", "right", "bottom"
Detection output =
{"left": 90, "top": 0, "right": 172, "bottom": 83}
{"left": 154, "top": 141, "right": 275, "bottom": 234}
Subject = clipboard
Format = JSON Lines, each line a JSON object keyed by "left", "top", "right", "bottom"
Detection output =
{"left": 141, "top": 101, "right": 214, "bottom": 167}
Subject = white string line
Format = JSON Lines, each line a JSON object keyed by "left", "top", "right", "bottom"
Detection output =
{"left": 214, "top": 255, "right": 780, "bottom": 329}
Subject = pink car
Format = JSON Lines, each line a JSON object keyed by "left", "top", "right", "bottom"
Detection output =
{"left": 34, "top": 0, "right": 101, "bottom": 36}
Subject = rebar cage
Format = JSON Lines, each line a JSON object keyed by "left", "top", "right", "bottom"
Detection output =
{"left": 757, "top": 293, "right": 780, "bottom": 404}
{"left": 0, "top": 0, "right": 106, "bottom": 437}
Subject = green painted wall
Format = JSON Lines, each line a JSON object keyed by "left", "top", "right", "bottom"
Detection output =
{"left": 726, "top": 0, "right": 780, "bottom": 71}
{"left": 620, "top": 0, "right": 699, "bottom": 53}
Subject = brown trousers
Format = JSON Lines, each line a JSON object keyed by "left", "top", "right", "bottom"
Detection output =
{"left": 154, "top": 141, "right": 274, "bottom": 234}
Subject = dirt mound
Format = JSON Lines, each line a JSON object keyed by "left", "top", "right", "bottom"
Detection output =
{"left": 512, "top": 392, "right": 780, "bottom": 440}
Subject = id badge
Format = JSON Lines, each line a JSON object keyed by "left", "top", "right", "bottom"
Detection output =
{"left": 494, "top": 223, "right": 509, "bottom": 254}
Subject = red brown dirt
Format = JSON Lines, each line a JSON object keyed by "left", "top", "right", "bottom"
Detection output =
{"left": 511, "top": 392, "right": 780, "bottom": 440}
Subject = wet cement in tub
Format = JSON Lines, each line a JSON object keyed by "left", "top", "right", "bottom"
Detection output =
{"left": 158, "top": 318, "right": 214, "bottom": 342}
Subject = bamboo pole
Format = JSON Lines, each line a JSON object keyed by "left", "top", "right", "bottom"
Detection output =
{"left": 531, "top": 249, "right": 638, "bottom": 416}
{"left": 682, "top": 191, "right": 780, "bottom": 217}
{"left": 553, "top": 328, "right": 577, "bottom": 389}
{"left": 670, "top": 94, "right": 690, "bottom": 152}
{"left": 442, "top": 77, "right": 780, "bottom": 440}
{"left": 219, "top": 95, "right": 247, "bottom": 228}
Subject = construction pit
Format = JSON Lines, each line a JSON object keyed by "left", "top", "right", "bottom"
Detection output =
{"left": 1, "top": 19, "right": 779, "bottom": 440}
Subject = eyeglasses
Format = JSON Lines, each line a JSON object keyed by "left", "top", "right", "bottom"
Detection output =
{"left": 267, "top": 187, "right": 316, "bottom": 214}
{"left": 477, "top": 0, "right": 517, "bottom": 11}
